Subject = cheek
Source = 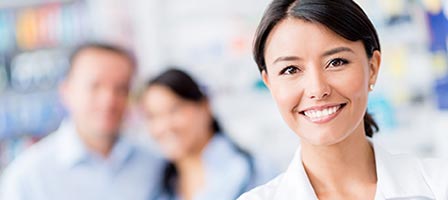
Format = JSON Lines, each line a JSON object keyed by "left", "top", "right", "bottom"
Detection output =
{"left": 70, "top": 90, "right": 92, "bottom": 113}
{"left": 270, "top": 80, "right": 303, "bottom": 119}
{"left": 334, "top": 67, "right": 369, "bottom": 102}
{"left": 178, "top": 109, "right": 211, "bottom": 148}
{"left": 147, "top": 122, "right": 162, "bottom": 139}
{"left": 74, "top": 88, "right": 97, "bottom": 110}
{"left": 171, "top": 113, "right": 198, "bottom": 144}
{"left": 114, "top": 97, "right": 128, "bottom": 112}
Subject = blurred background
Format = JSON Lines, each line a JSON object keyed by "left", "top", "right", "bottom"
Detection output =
{"left": 0, "top": 0, "right": 447, "bottom": 173}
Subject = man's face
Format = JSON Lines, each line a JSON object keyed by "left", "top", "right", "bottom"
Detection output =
{"left": 61, "top": 48, "right": 134, "bottom": 139}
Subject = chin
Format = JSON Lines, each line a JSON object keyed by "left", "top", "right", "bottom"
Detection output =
{"left": 299, "top": 130, "right": 348, "bottom": 147}
{"left": 164, "top": 152, "right": 184, "bottom": 162}
{"left": 159, "top": 145, "right": 184, "bottom": 161}
{"left": 93, "top": 126, "right": 120, "bottom": 138}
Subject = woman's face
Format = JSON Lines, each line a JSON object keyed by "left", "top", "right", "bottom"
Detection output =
{"left": 141, "top": 85, "right": 213, "bottom": 161}
{"left": 262, "top": 18, "right": 380, "bottom": 146}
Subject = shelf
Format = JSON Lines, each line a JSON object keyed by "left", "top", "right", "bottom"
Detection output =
{"left": 0, "top": 0, "right": 75, "bottom": 9}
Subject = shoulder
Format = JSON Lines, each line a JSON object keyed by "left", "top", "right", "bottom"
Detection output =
{"left": 121, "top": 137, "right": 164, "bottom": 174}
{"left": 0, "top": 133, "right": 60, "bottom": 196}
{"left": 237, "top": 173, "right": 284, "bottom": 200}
{"left": 251, "top": 155, "right": 281, "bottom": 187}
{"left": 419, "top": 157, "right": 448, "bottom": 195}
{"left": 375, "top": 144, "right": 448, "bottom": 199}
{"left": 3, "top": 133, "right": 60, "bottom": 177}
{"left": 213, "top": 135, "right": 280, "bottom": 187}
{"left": 124, "top": 136, "right": 163, "bottom": 163}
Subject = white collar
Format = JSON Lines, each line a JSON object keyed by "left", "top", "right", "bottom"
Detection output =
{"left": 273, "top": 145, "right": 317, "bottom": 199}
{"left": 373, "top": 142, "right": 435, "bottom": 199}
{"left": 272, "top": 141, "right": 435, "bottom": 199}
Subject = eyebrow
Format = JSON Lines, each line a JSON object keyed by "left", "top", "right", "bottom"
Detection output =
{"left": 272, "top": 47, "right": 354, "bottom": 65}
{"left": 322, "top": 47, "right": 354, "bottom": 57}
{"left": 272, "top": 56, "right": 301, "bottom": 64}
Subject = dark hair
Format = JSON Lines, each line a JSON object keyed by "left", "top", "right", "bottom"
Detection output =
{"left": 146, "top": 68, "right": 221, "bottom": 133}
{"left": 253, "top": 0, "right": 379, "bottom": 137}
{"left": 67, "top": 42, "right": 136, "bottom": 76}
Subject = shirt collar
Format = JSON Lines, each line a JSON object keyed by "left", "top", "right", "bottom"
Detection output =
{"left": 57, "top": 120, "right": 90, "bottom": 167}
{"left": 107, "top": 135, "right": 135, "bottom": 171}
{"left": 273, "top": 146, "right": 318, "bottom": 200}
{"left": 272, "top": 142, "right": 436, "bottom": 199}
{"left": 199, "top": 134, "right": 250, "bottom": 198}
{"left": 202, "top": 134, "right": 234, "bottom": 165}
{"left": 373, "top": 142, "right": 435, "bottom": 199}
{"left": 56, "top": 120, "right": 135, "bottom": 171}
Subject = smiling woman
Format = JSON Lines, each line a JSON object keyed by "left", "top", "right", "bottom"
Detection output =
{"left": 262, "top": 18, "right": 379, "bottom": 146}
{"left": 237, "top": 0, "right": 448, "bottom": 200}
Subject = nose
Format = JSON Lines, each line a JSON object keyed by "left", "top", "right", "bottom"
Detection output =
{"left": 305, "top": 69, "right": 331, "bottom": 100}
{"left": 96, "top": 88, "right": 123, "bottom": 113}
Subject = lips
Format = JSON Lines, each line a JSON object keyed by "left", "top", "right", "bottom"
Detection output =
{"left": 299, "top": 103, "right": 346, "bottom": 123}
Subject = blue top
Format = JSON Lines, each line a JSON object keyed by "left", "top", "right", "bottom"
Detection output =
{"left": 152, "top": 134, "right": 278, "bottom": 200}
{"left": 0, "top": 120, "right": 163, "bottom": 200}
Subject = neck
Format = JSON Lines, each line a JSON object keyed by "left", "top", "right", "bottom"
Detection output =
{"left": 77, "top": 127, "right": 117, "bottom": 158}
{"left": 301, "top": 127, "right": 377, "bottom": 197}
{"left": 175, "top": 131, "right": 213, "bottom": 200}
{"left": 175, "top": 154, "right": 205, "bottom": 200}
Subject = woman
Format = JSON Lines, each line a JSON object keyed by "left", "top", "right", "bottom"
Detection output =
{"left": 238, "top": 0, "right": 448, "bottom": 199}
{"left": 141, "top": 68, "right": 276, "bottom": 200}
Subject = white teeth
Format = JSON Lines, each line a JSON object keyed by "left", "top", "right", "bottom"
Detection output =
{"left": 303, "top": 105, "right": 341, "bottom": 119}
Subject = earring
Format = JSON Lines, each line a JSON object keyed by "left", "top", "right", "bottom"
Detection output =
{"left": 369, "top": 84, "right": 374, "bottom": 91}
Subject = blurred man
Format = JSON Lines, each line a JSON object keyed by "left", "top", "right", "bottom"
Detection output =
{"left": 0, "top": 43, "right": 161, "bottom": 200}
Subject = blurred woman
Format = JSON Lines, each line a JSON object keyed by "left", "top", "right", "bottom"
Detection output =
{"left": 141, "top": 68, "right": 276, "bottom": 200}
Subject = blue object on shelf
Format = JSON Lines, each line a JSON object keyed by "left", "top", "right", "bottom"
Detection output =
{"left": 435, "top": 76, "right": 448, "bottom": 110}
{"left": 254, "top": 78, "right": 268, "bottom": 91}
{"left": 427, "top": 10, "right": 448, "bottom": 53}
{"left": 368, "top": 93, "right": 396, "bottom": 130}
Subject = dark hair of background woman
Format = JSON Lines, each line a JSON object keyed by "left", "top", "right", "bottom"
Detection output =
{"left": 253, "top": 0, "right": 379, "bottom": 137}
{"left": 146, "top": 68, "right": 254, "bottom": 199}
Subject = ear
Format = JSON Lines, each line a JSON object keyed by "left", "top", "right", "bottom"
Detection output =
{"left": 138, "top": 89, "right": 148, "bottom": 112}
{"left": 59, "top": 80, "right": 71, "bottom": 109}
{"left": 261, "top": 70, "right": 271, "bottom": 89}
{"left": 199, "top": 98, "right": 212, "bottom": 113}
{"left": 368, "top": 50, "right": 381, "bottom": 88}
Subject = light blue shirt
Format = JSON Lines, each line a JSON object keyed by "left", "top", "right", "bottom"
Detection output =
{"left": 0, "top": 120, "right": 162, "bottom": 200}
{"left": 153, "top": 134, "right": 278, "bottom": 200}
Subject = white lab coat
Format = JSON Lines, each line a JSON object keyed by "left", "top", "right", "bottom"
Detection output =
{"left": 238, "top": 142, "right": 448, "bottom": 200}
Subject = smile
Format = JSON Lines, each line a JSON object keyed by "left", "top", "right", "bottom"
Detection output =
{"left": 299, "top": 103, "right": 346, "bottom": 123}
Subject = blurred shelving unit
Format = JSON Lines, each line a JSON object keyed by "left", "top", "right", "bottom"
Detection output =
{"left": 0, "top": 0, "right": 91, "bottom": 172}
{"left": 0, "top": 0, "right": 447, "bottom": 173}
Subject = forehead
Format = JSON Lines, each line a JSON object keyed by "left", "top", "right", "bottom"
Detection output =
{"left": 69, "top": 48, "right": 134, "bottom": 79}
{"left": 145, "top": 85, "right": 181, "bottom": 104}
{"left": 264, "top": 18, "right": 363, "bottom": 62}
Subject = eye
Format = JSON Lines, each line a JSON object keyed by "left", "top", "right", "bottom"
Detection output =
{"left": 115, "top": 85, "right": 129, "bottom": 96}
{"left": 279, "top": 65, "right": 301, "bottom": 75}
{"left": 328, "top": 58, "right": 349, "bottom": 68}
{"left": 169, "top": 102, "right": 185, "bottom": 116}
